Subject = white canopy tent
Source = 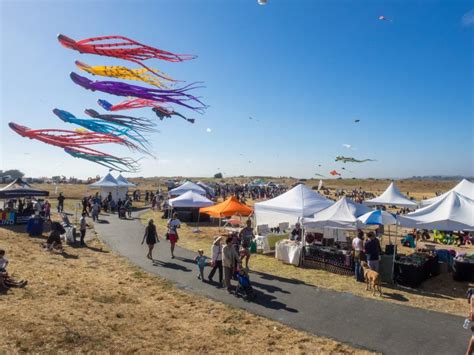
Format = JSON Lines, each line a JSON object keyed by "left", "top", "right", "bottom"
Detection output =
{"left": 303, "top": 196, "right": 373, "bottom": 230}
{"left": 398, "top": 191, "right": 474, "bottom": 231}
{"left": 196, "top": 181, "right": 215, "bottom": 197}
{"left": 364, "top": 182, "right": 417, "bottom": 208}
{"left": 89, "top": 173, "right": 119, "bottom": 201}
{"left": 168, "top": 181, "right": 206, "bottom": 197}
{"left": 254, "top": 184, "right": 333, "bottom": 227}
{"left": 116, "top": 174, "right": 136, "bottom": 200}
{"left": 169, "top": 191, "right": 214, "bottom": 208}
{"left": 420, "top": 179, "right": 474, "bottom": 207}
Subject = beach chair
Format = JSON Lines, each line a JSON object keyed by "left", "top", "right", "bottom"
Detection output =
{"left": 433, "top": 230, "right": 444, "bottom": 244}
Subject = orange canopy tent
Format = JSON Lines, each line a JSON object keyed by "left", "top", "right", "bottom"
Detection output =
{"left": 199, "top": 196, "right": 253, "bottom": 218}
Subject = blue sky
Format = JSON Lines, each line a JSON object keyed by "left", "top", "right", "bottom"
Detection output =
{"left": 1, "top": 0, "right": 472, "bottom": 179}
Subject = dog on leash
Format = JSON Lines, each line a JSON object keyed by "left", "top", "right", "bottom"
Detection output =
{"left": 360, "top": 261, "right": 382, "bottom": 296}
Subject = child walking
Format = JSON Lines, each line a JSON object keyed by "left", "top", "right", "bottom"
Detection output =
{"left": 195, "top": 249, "right": 208, "bottom": 281}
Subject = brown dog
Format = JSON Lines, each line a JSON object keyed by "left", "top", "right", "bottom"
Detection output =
{"left": 360, "top": 261, "right": 382, "bottom": 296}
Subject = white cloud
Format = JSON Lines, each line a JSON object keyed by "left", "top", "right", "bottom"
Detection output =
{"left": 462, "top": 9, "right": 474, "bottom": 26}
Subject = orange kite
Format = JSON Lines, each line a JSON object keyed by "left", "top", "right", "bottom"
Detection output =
{"left": 199, "top": 196, "right": 253, "bottom": 218}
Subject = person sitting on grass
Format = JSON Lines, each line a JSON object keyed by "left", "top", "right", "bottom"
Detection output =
{"left": 0, "top": 249, "right": 27, "bottom": 289}
{"left": 43, "top": 222, "right": 64, "bottom": 253}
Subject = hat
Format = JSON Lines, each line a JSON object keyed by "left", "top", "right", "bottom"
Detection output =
{"left": 213, "top": 236, "right": 222, "bottom": 243}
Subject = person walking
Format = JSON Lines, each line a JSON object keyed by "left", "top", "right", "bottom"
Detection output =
{"left": 194, "top": 249, "right": 208, "bottom": 281}
{"left": 239, "top": 219, "right": 255, "bottom": 269}
{"left": 167, "top": 212, "right": 181, "bottom": 258}
{"left": 364, "top": 232, "right": 382, "bottom": 272}
{"left": 142, "top": 219, "right": 159, "bottom": 260}
{"left": 57, "top": 193, "right": 65, "bottom": 213}
{"left": 91, "top": 201, "right": 100, "bottom": 222}
{"left": 79, "top": 212, "right": 88, "bottom": 246}
{"left": 466, "top": 288, "right": 474, "bottom": 355}
{"left": 352, "top": 230, "right": 365, "bottom": 282}
{"left": 208, "top": 236, "right": 223, "bottom": 286}
{"left": 223, "top": 236, "right": 240, "bottom": 293}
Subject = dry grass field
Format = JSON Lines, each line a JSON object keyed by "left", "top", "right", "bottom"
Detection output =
{"left": 0, "top": 227, "right": 369, "bottom": 353}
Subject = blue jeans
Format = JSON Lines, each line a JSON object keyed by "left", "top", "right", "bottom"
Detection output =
{"left": 354, "top": 260, "right": 364, "bottom": 282}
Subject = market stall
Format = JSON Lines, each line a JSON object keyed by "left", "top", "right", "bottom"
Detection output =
{"left": 169, "top": 191, "right": 214, "bottom": 222}
{"left": 364, "top": 182, "right": 418, "bottom": 208}
{"left": 89, "top": 173, "right": 120, "bottom": 201}
{"left": 303, "top": 245, "right": 353, "bottom": 275}
{"left": 394, "top": 252, "right": 439, "bottom": 288}
{"left": 168, "top": 181, "right": 207, "bottom": 197}
{"left": 302, "top": 197, "right": 371, "bottom": 272}
{"left": 420, "top": 179, "right": 474, "bottom": 207}
{"left": 199, "top": 196, "right": 252, "bottom": 226}
{"left": 0, "top": 178, "right": 49, "bottom": 225}
{"left": 254, "top": 184, "right": 333, "bottom": 228}
{"left": 453, "top": 253, "right": 474, "bottom": 282}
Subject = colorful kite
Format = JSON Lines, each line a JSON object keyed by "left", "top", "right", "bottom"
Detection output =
{"left": 53, "top": 108, "right": 153, "bottom": 154}
{"left": 58, "top": 34, "right": 195, "bottom": 78}
{"left": 9, "top": 122, "right": 142, "bottom": 152}
{"left": 152, "top": 107, "right": 195, "bottom": 124}
{"left": 64, "top": 147, "right": 140, "bottom": 172}
{"left": 70, "top": 72, "right": 206, "bottom": 113}
{"left": 330, "top": 170, "right": 341, "bottom": 176}
{"left": 335, "top": 156, "right": 376, "bottom": 163}
{"left": 84, "top": 109, "right": 156, "bottom": 132}
{"left": 75, "top": 60, "right": 175, "bottom": 87}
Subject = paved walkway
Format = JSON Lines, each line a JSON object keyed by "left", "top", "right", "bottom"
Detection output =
{"left": 94, "top": 211, "right": 468, "bottom": 354}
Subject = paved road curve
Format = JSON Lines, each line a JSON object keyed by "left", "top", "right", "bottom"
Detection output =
{"left": 94, "top": 211, "right": 468, "bottom": 354}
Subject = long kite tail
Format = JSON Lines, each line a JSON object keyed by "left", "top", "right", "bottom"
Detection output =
{"left": 64, "top": 147, "right": 141, "bottom": 172}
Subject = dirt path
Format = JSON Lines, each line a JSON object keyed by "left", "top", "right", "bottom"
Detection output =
{"left": 93, "top": 210, "right": 469, "bottom": 355}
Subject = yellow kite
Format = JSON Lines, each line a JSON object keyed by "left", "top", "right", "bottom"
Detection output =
{"left": 75, "top": 60, "right": 175, "bottom": 88}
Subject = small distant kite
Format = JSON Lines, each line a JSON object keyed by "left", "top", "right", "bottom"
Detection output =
{"left": 330, "top": 170, "right": 341, "bottom": 176}
{"left": 335, "top": 156, "right": 376, "bottom": 163}
{"left": 314, "top": 173, "right": 325, "bottom": 178}
{"left": 342, "top": 144, "right": 355, "bottom": 150}
{"left": 206, "top": 128, "right": 212, "bottom": 133}
{"left": 258, "top": 0, "right": 268, "bottom": 4}
{"left": 354, "top": 119, "right": 360, "bottom": 123}
{"left": 341, "top": 167, "right": 355, "bottom": 173}
{"left": 378, "top": 15, "right": 392, "bottom": 22}
{"left": 58, "top": 34, "right": 195, "bottom": 78}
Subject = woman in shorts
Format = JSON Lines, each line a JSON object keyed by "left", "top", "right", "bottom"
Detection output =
{"left": 167, "top": 213, "right": 181, "bottom": 259}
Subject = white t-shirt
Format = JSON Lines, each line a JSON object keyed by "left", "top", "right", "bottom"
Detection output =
{"left": 0, "top": 257, "right": 8, "bottom": 270}
{"left": 80, "top": 217, "right": 87, "bottom": 231}
{"left": 168, "top": 218, "right": 181, "bottom": 234}
{"left": 352, "top": 237, "right": 363, "bottom": 251}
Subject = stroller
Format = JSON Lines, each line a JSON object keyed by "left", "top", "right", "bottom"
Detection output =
{"left": 118, "top": 206, "right": 127, "bottom": 219}
{"left": 234, "top": 268, "right": 256, "bottom": 301}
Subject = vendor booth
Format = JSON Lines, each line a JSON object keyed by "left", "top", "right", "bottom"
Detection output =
{"left": 302, "top": 197, "right": 372, "bottom": 273}
{"left": 254, "top": 184, "right": 333, "bottom": 254}
{"left": 364, "top": 182, "right": 418, "bottom": 208}
{"left": 254, "top": 184, "right": 333, "bottom": 228}
{"left": 199, "top": 196, "right": 252, "bottom": 225}
{"left": 89, "top": 173, "right": 120, "bottom": 201}
{"left": 169, "top": 181, "right": 207, "bottom": 197}
{"left": 0, "top": 178, "right": 49, "bottom": 224}
{"left": 169, "top": 191, "right": 214, "bottom": 222}
{"left": 420, "top": 178, "right": 474, "bottom": 207}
